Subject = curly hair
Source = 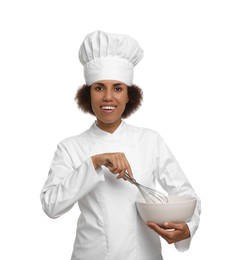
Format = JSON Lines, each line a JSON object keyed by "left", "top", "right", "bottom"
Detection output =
{"left": 75, "top": 84, "right": 143, "bottom": 118}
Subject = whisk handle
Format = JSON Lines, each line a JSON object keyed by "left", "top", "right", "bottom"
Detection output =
{"left": 124, "top": 172, "right": 136, "bottom": 184}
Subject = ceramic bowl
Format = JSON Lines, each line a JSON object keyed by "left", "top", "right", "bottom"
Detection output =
{"left": 136, "top": 196, "right": 197, "bottom": 224}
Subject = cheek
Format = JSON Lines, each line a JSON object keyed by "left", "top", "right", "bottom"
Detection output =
{"left": 124, "top": 95, "right": 129, "bottom": 105}
{"left": 119, "top": 92, "right": 129, "bottom": 104}
{"left": 90, "top": 92, "right": 99, "bottom": 105}
{"left": 90, "top": 94, "right": 99, "bottom": 113}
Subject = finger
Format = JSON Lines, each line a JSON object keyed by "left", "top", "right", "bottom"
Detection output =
{"left": 115, "top": 153, "right": 126, "bottom": 176}
{"left": 105, "top": 159, "right": 113, "bottom": 167}
{"left": 112, "top": 153, "right": 126, "bottom": 179}
{"left": 147, "top": 222, "right": 175, "bottom": 238}
{"left": 103, "top": 153, "right": 132, "bottom": 179}
{"left": 147, "top": 222, "right": 167, "bottom": 235}
{"left": 110, "top": 165, "right": 119, "bottom": 174}
{"left": 105, "top": 158, "right": 118, "bottom": 173}
{"left": 116, "top": 157, "right": 124, "bottom": 178}
{"left": 163, "top": 222, "right": 184, "bottom": 230}
{"left": 117, "top": 153, "right": 127, "bottom": 179}
{"left": 157, "top": 222, "right": 175, "bottom": 231}
{"left": 121, "top": 154, "right": 133, "bottom": 178}
{"left": 147, "top": 224, "right": 176, "bottom": 245}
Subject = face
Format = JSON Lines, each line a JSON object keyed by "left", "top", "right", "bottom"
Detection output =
{"left": 90, "top": 80, "right": 129, "bottom": 132}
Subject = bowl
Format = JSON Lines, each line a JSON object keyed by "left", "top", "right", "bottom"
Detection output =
{"left": 136, "top": 196, "right": 197, "bottom": 224}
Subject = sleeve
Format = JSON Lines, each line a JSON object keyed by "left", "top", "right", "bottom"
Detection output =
{"left": 154, "top": 135, "right": 201, "bottom": 252}
{"left": 40, "top": 142, "right": 105, "bottom": 219}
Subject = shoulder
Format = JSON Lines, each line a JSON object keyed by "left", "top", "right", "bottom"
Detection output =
{"left": 57, "top": 128, "right": 91, "bottom": 150}
{"left": 125, "top": 123, "right": 162, "bottom": 141}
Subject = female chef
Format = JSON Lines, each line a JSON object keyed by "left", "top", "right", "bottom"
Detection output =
{"left": 40, "top": 30, "right": 201, "bottom": 260}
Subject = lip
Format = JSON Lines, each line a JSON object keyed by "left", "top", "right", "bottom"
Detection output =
{"left": 100, "top": 105, "right": 117, "bottom": 113}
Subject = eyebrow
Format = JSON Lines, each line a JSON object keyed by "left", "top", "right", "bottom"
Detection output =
{"left": 113, "top": 83, "right": 124, "bottom": 87}
{"left": 94, "top": 82, "right": 105, "bottom": 86}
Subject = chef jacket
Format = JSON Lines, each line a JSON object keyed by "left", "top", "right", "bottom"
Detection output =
{"left": 40, "top": 121, "right": 201, "bottom": 260}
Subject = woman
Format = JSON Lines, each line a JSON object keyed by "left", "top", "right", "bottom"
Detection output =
{"left": 41, "top": 30, "right": 201, "bottom": 260}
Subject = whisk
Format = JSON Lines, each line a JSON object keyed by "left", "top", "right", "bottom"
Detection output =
{"left": 124, "top": 172, "right": 168, "bottom": 203}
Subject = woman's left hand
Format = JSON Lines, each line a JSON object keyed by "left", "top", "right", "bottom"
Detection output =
{"left": 147, "top": 222, "right": 190, "bottom": 244}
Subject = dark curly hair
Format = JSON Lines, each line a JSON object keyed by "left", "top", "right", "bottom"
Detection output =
{"left": 75, "top": 84, "right": 143, "bottom": 118}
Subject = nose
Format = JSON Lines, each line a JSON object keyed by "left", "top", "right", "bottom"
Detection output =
{"left": 103, "top": 88, "right": 113, "bottom": 101}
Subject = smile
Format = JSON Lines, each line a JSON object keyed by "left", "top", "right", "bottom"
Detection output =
{"left": 101, "top": 106, "right": 116, "bottom": 111}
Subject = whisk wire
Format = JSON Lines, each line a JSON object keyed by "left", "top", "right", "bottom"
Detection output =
{"left": 124, "top": 172, "right": 168, "bottom": 204}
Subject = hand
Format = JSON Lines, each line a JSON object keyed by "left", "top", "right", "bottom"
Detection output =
{"left": 91, "top": 152, "right": 133, "bottom": 179}
{"left": 147, "top": 222, "right": 190, "bottom": 244}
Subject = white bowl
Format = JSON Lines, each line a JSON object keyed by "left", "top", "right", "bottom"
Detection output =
{"left": 136, "top": 196, "right": 197, "bottom": 225}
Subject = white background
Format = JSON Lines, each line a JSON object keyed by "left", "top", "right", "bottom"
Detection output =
{"left": 1, "top": 0, "right": 242, "bottom": 259}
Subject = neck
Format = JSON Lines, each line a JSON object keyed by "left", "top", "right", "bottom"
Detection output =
{"left": 96, "top": 119, "right": 122, "bottom": 133}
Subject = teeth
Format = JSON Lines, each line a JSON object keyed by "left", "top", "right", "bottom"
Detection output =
{"left": 102, "top": 106, "right": 115, "bottom": 110}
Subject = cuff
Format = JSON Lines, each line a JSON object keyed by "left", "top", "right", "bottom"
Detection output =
{"left": 174, "top": 237, "right": 192, "bottom": 252}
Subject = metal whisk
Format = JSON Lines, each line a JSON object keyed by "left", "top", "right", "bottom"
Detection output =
{"left": 124, "top": 172, "right": 168, "bottom": 203}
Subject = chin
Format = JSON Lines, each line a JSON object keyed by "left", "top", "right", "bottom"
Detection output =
{"left": 97, "top": 116, "right": 122, "bottom": 125}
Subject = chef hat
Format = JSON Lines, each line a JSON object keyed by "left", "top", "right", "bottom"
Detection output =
{"left": 79, "top": 30, "right": 144, "bottom": 86}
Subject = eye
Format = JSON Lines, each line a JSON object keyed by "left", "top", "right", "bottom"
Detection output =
{"left": 114, "top": 86, "right": 123, "bottom": 92}
{"left": 94, "top": 86, "right": 104, "bottom": 91}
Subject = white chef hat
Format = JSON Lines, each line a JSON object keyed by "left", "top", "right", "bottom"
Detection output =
{"left": 79, "top": 30, "right": 144, "bottom": 86}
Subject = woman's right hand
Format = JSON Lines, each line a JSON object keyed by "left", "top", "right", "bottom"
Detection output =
{"left": 91, "top": 152, "right": 133, "bottom": 179}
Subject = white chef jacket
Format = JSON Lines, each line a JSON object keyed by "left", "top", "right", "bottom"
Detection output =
{"left": 40, "top": 121, "right": 201, "bottom": 260}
